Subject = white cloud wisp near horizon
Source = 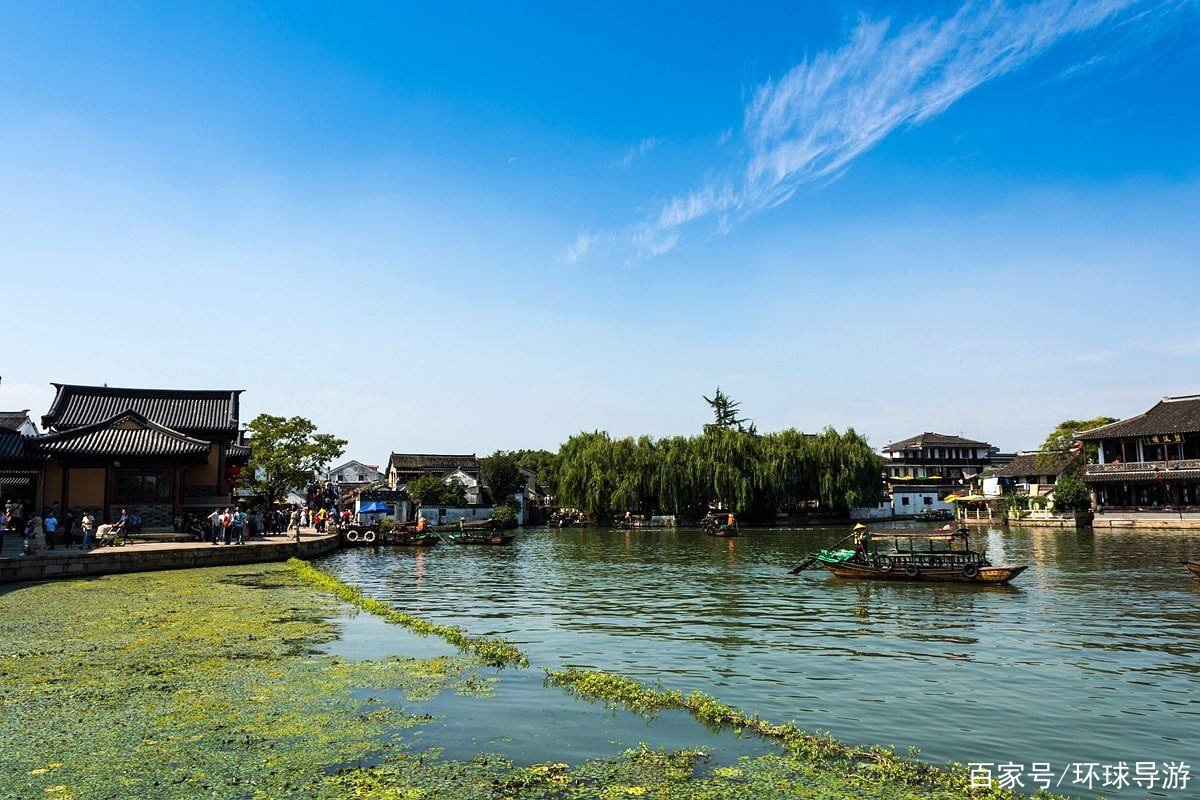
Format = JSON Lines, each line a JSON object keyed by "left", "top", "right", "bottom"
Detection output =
{"left": 603, "top": 0, "right": 1161, "bottom": 258}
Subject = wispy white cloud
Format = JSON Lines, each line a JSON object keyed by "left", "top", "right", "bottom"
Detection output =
{"left": 619, "top": 0, "right": 1158, "bottom": 257}
{"left": 615, "top": 137, "right": 661, "bottom": 168}
{"left": 565, "top": 230, "right": 600, "bottom": 263}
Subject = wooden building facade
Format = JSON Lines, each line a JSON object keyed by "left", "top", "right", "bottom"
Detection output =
{"left": 26, "top": 384, "right": 250, "bottom": 527}
{"left": 1078, "top": 395, "right": 1200, "bottom": 527}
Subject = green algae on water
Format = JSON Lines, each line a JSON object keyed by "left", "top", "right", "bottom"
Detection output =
{"left": 1, "top": 563, "right": 1071, "bottom": 800}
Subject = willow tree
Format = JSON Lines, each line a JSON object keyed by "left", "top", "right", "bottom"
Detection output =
{"left": 553, "top": 425, "right": 882, "bottom": 522}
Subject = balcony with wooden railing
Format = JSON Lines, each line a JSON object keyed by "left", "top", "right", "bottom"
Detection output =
{"left": 1084, "top": 459, "right": 1200, "bottom": 483}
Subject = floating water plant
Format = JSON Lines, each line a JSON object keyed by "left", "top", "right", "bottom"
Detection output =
{"left": 286, "top": 557, "right": 528, "bottom": 668}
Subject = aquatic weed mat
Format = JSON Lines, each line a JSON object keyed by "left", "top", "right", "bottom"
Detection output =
{"left": 1, "top": 562, "right": 1070, "bottom": 799}
{"left": 0, "top": 564, "right": 485, "bottom": 799}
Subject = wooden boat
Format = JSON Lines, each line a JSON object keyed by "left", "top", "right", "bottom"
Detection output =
{"left": 344, "top": 526, "right": 439, "bottom": 546}
{"left": 816, "top": 529, "right": 1026, "bottom": 584}
{"left": 1185, "top": 560, "right": 1200, "bottom": 577}
{"left": 701, "top": 512, "right": 739, "bottom": 537}
{"left": 447, "top": 532, "right": 515, "bottom": 546}
{"left": 388, "top": 532, "right": 440, "bottom": 546}
{"left": 550, "top": 510, "right": 590, "bottom": 528}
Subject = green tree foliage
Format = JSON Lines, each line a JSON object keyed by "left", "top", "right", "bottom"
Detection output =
{"left": 1037, "top": 417, "right": 1118, "bottom": 472}
{"left": 407, "top": 475, "right": 469, "bottom": 507}
{"left": 239, "top": 414, "right": 346, "bottom": 504}
{"left": 514, "top": 449, "right": 559, "bottom": 495}
{"left": 1051, "top": 475, "right": 1092, "bottom": 512}
{"left": 702, "top": 387, "right": 755, "bottom": 434}
{"left": 481, "top": 450, "right": 524, "bottom": 504}
{"left": 555, "top": 426, "right": 882, "bottom": 521}
{"left": 439, "top": 479, "right": 468, "bottom": 507}
{"left": 406, "top": 475, "right": 446, "bottom": 508}
{"left": 491, "top": 505, "right": 518, "bottom": 529}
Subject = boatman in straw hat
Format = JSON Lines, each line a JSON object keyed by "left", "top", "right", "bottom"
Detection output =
{"left": 853, "top": 523, "right": 870, "bottom": 557}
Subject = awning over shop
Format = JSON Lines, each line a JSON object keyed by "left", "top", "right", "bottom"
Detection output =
{"left": 359, "top": 501, "right": 392, "bottom": 513}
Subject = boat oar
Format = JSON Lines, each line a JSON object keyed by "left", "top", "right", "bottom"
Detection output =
{"left": 789, "top": 530, "right": 860, "bottom": 574}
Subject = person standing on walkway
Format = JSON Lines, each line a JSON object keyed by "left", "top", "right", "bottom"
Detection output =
{"left": 207, "top": 508, "right": 222, "bottom": 545}
{"left": 61, "top": 510, "right": 75, "bottom": 548}
{"left": 220, "top": 508, "right": 233, "bottom": 545}
{"left": 43, "top": 511, "right": 58, "bottom": 550}
{"left": 80, "top": 511, "right": 95, "bottom": 550}
{"left": 234, "top": 508, "right": 246, "bottom": 545}
{"left": 9, "top": 501, "right": 23, "bottom": 549}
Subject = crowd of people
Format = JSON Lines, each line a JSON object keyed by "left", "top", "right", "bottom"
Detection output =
{"left": 1, "top": 499, "right": 105, "bottom": 555}
{"left": 0, "top": 477, "right": 355, "bottom": 557}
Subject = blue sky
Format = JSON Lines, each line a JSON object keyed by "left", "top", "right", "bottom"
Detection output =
{"left": 1, "top": 1, "right": 1198, "bottom": 464}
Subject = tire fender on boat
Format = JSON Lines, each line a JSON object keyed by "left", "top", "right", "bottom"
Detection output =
{"left": 962, "top": 563, "right": 980, "bottom": 579}
{"left": 903, "top": 564, "right": 920, "bottom": 578}
{"left": 878, "top": 560, "right": 894, "bottom": 573}
{"left": 346, "top": 529, "right": 360, "bottom": 542}
{"left": 363, "top": 529, "right": 377, "bottom": 544}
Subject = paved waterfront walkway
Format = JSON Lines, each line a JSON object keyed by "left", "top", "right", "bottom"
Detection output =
{"left": 0, "top": 529, "right": 341, "bottom": 583}
{"left": 0, "top": 529, "right": 330, "bottom": 559}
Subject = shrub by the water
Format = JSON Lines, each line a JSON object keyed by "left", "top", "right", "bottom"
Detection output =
{"left": 491, "top": 505, "right": 518, "bottom": 529}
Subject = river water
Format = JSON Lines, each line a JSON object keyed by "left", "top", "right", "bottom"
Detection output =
{"left": 319, "top": 524, "right": 1200, "bottom": 796}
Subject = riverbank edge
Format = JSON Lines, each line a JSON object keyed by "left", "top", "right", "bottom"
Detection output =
{"left": 286, "top": 557, "right": 1064, "bottom": 800}
{"left": 0, "top": 533, "right": 341, "bottom": 584}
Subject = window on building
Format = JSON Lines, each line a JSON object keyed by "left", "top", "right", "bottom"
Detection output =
{"left": 923, "top": 496, "right": 933, "bottom": 505}
{"left": 901, "top": 496, "right": 910, "bottom": 506}
{"left": 113, "top": 470, "right": 172, "bottom": 504}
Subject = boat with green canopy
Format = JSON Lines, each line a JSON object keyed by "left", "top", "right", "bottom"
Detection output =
{"left": 816, "top": 528, "right": 1027, "bottom": 584}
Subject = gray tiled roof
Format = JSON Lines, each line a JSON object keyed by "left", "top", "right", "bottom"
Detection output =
{"left": 42, "top": 384, "right": 242, "bottom": 433}
{"left": 0, "top": 432, "right": 28, "bottom": 461}
{"left": 0, "top": 411, "right": 31, "bottom": 433}
{"left": 883, "top": 432, "right": 991, "bottom": 452}
{"left": 32, "top": 412, "right": 212, "bottom": 458}
{"left": 0, "top": 469, "right": 38, "bottom": 487}
{"left": 224, "top": 443, "right": 251, "bottom": 460}
{"left": 387, "top": 453, "right": 480, "bottom": 472}
{"left": 992, "top": 451, "right": 1075, "bottom": 478}
{"left": 1075, "top": 395, "right": 1200, "bottom": 440}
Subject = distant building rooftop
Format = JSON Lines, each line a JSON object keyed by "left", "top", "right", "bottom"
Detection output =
{"left": 1075, "top": 395, "right": 1200, "bottom": 440}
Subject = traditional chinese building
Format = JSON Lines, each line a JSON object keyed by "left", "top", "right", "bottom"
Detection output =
{"left": 384, "top": 453, "right": 482, "bottom": 501}
{"left": 986, "top": 450, "right": 1075, "bottom": 498}
{"left": 31, "top": 384, "right": 250, "bottom": 527}
{"left": 1077, "top": 394, "right": 1200, "bottom": 528}
{"left": 0, "top": 410, "right": 41, "bottom": 512}
{"left": 882, "top": 432, "right": 999, "bottom": 516}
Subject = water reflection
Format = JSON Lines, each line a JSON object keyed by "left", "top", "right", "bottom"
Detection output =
{"left": 320, "top": 524, "right": 1200, "bottom": 797}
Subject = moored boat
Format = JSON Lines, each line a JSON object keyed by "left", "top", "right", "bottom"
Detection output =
{"left": 389, "top": 532, "right": 440, "bottom": 546}
{"left": 447, "top": 532, "right": 515, "bottom": 546}
{"left": 1185, "top": 560, "right": 1200, "bottom": 577}
{"left": 343, "top": 525, "right": 439, "bottom": 546}
{"left": 815, "top": 529, "right": 1026, "bottom": 584}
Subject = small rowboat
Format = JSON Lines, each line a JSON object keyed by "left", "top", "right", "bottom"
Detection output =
{"left": 447, "top": 532, "right": 515, "bottom": 546}
{"left": 701, "top": 512, "right": 739, "bottom": 537}
{"left": 816, "top": 529, "right": 1027, "bottom": 585}
{"left": 1185, "top": 560, "right": 1200, "bottom": 577}
{"left": 821, "top": 559, "right": 1027, "bottom": 584}
{"left": 390, "top": 533, "right": 440, "bottom": 547}
{"left": 705, "top": 526, "right": 739, "bottom": 538}
{"left": 344, "top": 526, "right": 440, "bottom": 547}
